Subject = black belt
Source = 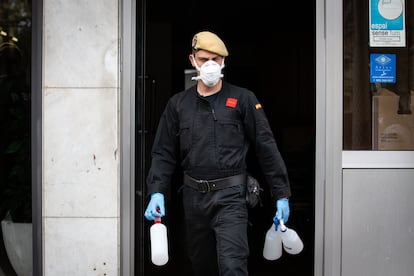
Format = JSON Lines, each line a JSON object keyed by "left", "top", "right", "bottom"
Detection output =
{"left": 184, "top": 174, "right": 246, "bottom": 193}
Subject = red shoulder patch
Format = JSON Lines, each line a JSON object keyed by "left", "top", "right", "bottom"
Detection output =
{"left": 226, "top": 98, "right": 238, "bottom": 108}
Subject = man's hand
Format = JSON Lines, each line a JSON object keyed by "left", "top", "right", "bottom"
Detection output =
{"left": 144, "top": 193, "right": 165, "bottom": 221}
{"left": 273, "top": 198, "right": 290, "bottom": 230}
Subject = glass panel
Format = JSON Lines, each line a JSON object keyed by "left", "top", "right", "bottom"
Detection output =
{"left": 0, "top": 0, "right": 32, "bottom": 275}
{"left": 344, "top": 0, "right": 414, "bottom": 150}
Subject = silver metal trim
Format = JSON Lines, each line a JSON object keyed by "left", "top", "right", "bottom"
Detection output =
{"left": 342, "top": 151, "right": 414, "bottom": 168}
{"left": 32, "top": 0, "right": 43, "bottom": 275}
{"left": 315, "top": 0, "right": 343, "bottom": 275}
{"left": 120, "top": 0, "right": 136, "bottom": 275}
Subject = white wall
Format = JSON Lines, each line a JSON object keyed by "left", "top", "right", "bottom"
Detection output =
{"left": 42, "top": 0, "right": 120, "bottom": 274}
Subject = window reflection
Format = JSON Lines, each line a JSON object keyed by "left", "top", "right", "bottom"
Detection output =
{"left": 343, "top": 0, "right": 414, "bottom": 150}
{"left": 0, "top": 0, "right": 32, "bottom": 275}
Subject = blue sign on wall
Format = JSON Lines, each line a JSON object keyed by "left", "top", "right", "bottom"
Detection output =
{"left": 370, "top": 53, "right": 396, "bottom": 83}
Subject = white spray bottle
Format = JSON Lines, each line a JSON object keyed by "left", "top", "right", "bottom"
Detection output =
{"left": 279, "top": 219, "right": 304, "bottom": 255}
{"left": 150, "top": 215, "right": 169, "bottom": 266}
{"left": 263, "top": 223, "right": 283, "bottom": 260}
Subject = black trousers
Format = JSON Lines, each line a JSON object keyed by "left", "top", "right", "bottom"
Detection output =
{"left": 182, "top": 183, "right": 249, "bottom": 276}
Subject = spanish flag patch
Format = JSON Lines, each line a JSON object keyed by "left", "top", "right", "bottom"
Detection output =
{"left": 255, "top": 103, "right": 262, "bottom": 109}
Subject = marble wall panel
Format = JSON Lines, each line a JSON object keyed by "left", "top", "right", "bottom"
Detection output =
{"left": 44, "top": 0, "right": 119, "bottom": 88}
{"left": 44, "top": 88, "right": 119, "bottom": 217}
{"left": 44, "top": 217, "right": 119, "bottom": 275}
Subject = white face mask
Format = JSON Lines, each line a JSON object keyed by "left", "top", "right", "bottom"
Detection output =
{"left": 191, "top": 56, "right": 225, "bottom": 87}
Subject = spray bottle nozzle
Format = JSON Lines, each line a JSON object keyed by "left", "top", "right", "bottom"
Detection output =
{"left": 279, "top": 219, "right": 287, "bottom": 232}
{"left": 154, "top": 207, "right": 162, "bottom": 223}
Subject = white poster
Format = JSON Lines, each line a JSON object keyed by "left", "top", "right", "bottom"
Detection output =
{"left": 369, "top": 0, "right": 406, "bottom": 47}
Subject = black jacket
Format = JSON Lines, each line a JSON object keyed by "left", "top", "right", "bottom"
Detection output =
{"left": 146, "top": 82, "right": 291, "bottom": 200}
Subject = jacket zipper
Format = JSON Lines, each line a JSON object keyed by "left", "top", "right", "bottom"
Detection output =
{"left": 211, "top": 108, "right": 217, "bottom": 121}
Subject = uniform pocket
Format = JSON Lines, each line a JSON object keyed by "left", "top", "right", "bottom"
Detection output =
{"left": 216, "top": 119, "right": 244, "bottom": 147}
{"left": 217, "top": 184, "right": 246, "bottom": 205}
{"left": 216, "top": 119, "right": 245, "bottom": 168}
{"left": 178, "top": 121, "right": 192, "bottom": 154}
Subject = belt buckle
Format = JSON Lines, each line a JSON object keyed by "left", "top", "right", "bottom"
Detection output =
{"left": 197, "top": 179, "right": 210, "bottom": 193}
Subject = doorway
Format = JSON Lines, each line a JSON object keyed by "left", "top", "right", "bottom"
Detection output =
{"left": 135, "top": 1, "right": 316, "bottom": 275}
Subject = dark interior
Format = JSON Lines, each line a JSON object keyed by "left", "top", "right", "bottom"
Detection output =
{"left": 136, "top": 1, "right": 316, "bottom": 275}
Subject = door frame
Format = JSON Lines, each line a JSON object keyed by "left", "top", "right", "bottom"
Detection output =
{"left": 315, "top": 0, "right": 343, "bottom": 275}
{"left": 121, "top": 0, "right": 330, "bottom": 275}
{"left": 32, "top": 0, "right": 44, "bottom": 275}
{"left": 120, "top": 0, "right": 137, "bottom": 275}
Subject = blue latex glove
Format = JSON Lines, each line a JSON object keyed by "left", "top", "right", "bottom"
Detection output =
{"left": 144, "top": 193, "right": 165, "bottom": 221}
{"left": 273, "top": 198, "right": 290, "bottom": 230}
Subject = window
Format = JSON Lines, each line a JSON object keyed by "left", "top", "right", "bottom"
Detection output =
{"left": 344, "top": 0, "right": 414, "bottom": 150}
{"left": 0, "top": 1, "right": 32, "bottom": 275}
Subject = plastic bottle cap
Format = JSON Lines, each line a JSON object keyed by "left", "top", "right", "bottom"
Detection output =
{"left": 154, "top": 216, "right": 161, "bottom": 224}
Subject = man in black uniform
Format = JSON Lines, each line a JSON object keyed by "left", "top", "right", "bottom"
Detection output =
{"left": 144, "top": 30, "right": 291, "bottom": 276}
